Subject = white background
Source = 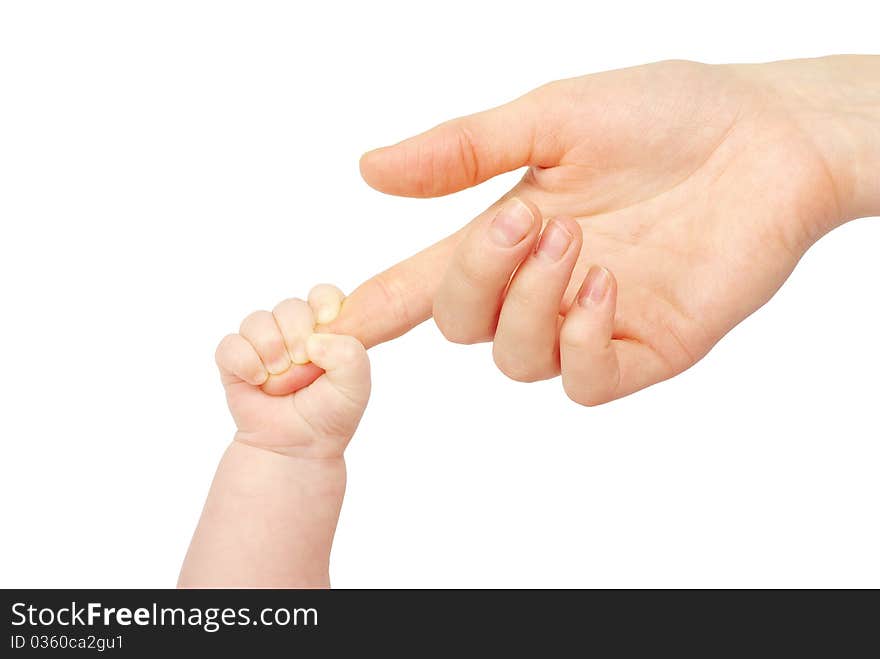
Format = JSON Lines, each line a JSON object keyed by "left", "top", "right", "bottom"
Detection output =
{"left": 1, "top": 1, "right": 878, "bottom": 588}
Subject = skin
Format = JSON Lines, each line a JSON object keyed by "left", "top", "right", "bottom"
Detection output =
{"left": 179, "top": 285, "right": 369, "bottom": 588}
{"left": 313, "top": 55, "right": 880, "bottom": 405}
{"left": 182, "top": 56, "right": 879, "bottom": 586}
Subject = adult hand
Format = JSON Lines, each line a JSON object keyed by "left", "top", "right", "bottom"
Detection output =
{"left": 325, "top": 56, "right": 880, "bottom": 404}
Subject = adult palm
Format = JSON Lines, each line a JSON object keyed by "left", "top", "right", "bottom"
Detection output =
{"left": 326, "top": 57, "right": 871, "bottom": 404}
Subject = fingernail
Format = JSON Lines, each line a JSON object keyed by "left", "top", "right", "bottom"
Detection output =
{"left": 291, "top": 345, "right": 309, "bottom": 365}
{"left": 315, "top": 305, "right": 338, "bottom": 325}
{"left": 489, "top": 198, "right": 533, "bottom": 247}
{"left": 267, "top": 356, "right": 292, "bottom": 375}
{"left": 253, "top": 366, "right": 269, "bottom": 385}
{"left": 308, "top": 284, "right": 345, "bottom": 325}
{"left": 578, "top": 266, "right": 611, "bottom": 306}
{"left": 535, "top": 220, "right": 572, "bottom": 262}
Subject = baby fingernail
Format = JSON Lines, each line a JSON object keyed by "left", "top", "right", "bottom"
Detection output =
{"left": 267, "top": 356, "right": 291, "bottom": 374}
{"left": 578, "top": 266, "right": 611, "bottom": 306}
{"left": 308, "top": 284, "right": 345, "bottom": 324}
{"left": 291, "top": 346, "right": 309, "bottom": 365}
{"left": 252, "top": 366, "right": 269, "bottom": 385}
{"left": 315, "top": 305, "right": 338, "bottom": 324}
{"left": 536, "top": 220, "right": 572, "bottom": 262}
{"left": 489, "top": 197, "right": 533, "bottom": 247}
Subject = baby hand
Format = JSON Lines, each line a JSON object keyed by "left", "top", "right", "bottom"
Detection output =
{"left": 214, "top": 285, "right": 370, "bottom": 459}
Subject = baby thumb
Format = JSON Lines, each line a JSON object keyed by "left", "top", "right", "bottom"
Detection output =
{"left": 305, "top": 333, "right": 371, "bottom": 407}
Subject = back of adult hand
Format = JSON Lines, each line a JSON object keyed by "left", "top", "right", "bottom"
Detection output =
{"left": 327, "top": 56, "right": 880, "bottom": 405}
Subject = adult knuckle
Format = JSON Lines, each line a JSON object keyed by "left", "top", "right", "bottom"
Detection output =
{"left": 410, "top": 140, "right": 447, "bottom": 197}
{"left": 563, "top": 378, "right": 612, "bottom": 407}
{"left": 433, "top": 317, "right": 479, "bottom": 344}
{"left": 451, "top": 122, "right": 481, "bottom": 188}
{"left": 492, "top": 345, "right": 544, "bottom": 383}
{"left": 433, "top": 304, "right": 487, "bottom": 345}
{"left": 563, "top": 384, "right": 602, "bottom": 408}
{"left": 369, "top": 272, "right": 412, "bottom": 335}
{"left": 454, "top": 245, "right": 498, "bottom": 288}
{"left": 559, "top": 323, "right": 586, "bottom": 352}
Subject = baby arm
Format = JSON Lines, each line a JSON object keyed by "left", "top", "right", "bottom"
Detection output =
{"left": 178, "top": 286, "right": 370, "bottom": 588}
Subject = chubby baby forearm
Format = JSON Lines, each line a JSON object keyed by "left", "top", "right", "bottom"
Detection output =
{"left": 180, "top": 285, "right": 370, "bottom": 588}
{"left": 178, "top": 442, "right": 345, "bottom": 588}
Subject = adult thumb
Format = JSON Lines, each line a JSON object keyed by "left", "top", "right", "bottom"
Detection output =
{"left": 359, "top": 87, "right": 561, "bottom": 198}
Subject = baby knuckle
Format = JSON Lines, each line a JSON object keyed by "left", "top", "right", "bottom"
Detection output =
{"left": 310, "top": 282, "right": 344, "bottom": 299}
{"left": 239, "top": 310, "right": 269, "bottom": 332}
{"left": 215, "top": 334, "right": 239, "bottom": 362}
{"left": 273, "top": 297, "right": 306, "bottom": 314}
{"left": 336, "top": 336, "right": 365, "bottom": 363}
